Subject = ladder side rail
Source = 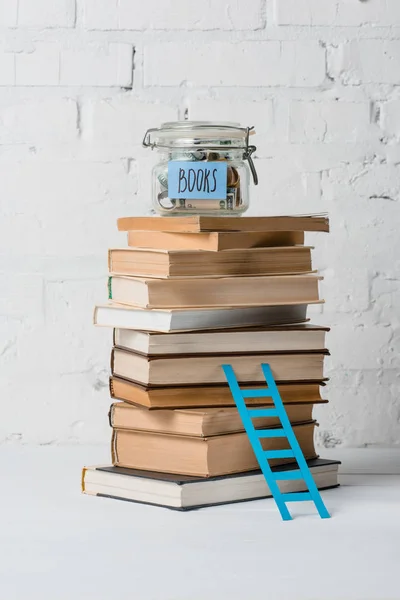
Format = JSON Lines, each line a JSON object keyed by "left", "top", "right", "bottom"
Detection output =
{"left": 222, "top": 364, "right": 292, "bottom": 521}
{"left": 261, "top": 364, "right": 330, "bottom": 519}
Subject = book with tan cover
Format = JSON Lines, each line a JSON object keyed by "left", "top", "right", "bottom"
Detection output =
{"left": 117, "top": 214, "right": 329, "bottom": 233}
{"left": 108, "top": 274, "right": 321, "bottom": 308}
{"left": 109, "top": 401, "right": 324, "bottom": 437}
{"left": 111, "top": 348, "right": 328, "bottom": 386}
{"left": 127, "top": 230, "right": 305, "bottom": 251}
{"left": 108, "top": 246, "right": 313, "bottom": 278}
{"left": 111, "top": 421, "right": 317, "bottom": 477}
{"left": 113, "top": 324, "right": 329, "bottom": 355}
{"left": 109, "top": 377, "right": 326, "bottom": 409}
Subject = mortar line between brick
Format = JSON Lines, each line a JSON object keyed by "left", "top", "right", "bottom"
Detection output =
{"left": 72, "top": 0, "right": 77, "bottom": 28}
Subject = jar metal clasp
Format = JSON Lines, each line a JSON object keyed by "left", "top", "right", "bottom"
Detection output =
{"left": 244, "top": 126, "right": 258, "bottom": 186}
{"left": 142, "top": 128, "right": 158, "bottom": 149}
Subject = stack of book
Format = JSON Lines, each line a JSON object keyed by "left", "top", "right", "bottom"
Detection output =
{"left": 83, "top": 214, "right": 340, "bottom": 510}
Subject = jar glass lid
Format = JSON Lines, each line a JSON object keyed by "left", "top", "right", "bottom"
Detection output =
{"left": 143, "top": 121, "right": 256, "bottom": 149}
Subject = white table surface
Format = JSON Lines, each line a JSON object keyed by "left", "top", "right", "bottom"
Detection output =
{"left": 1, "top": 445, "right": 399, "bottom": 600}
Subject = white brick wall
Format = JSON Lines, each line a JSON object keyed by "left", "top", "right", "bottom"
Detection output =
{"left": 0, "top": 0, "right": 399, "bottom": 448}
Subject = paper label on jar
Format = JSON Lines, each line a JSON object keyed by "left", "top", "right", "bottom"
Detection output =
{"left": 168, "top": 161, "right": 227, "bottom": 200}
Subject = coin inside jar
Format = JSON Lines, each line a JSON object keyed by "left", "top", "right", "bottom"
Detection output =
{"left": 227, "top": 166, "right": 240, "bottom": 188}
{"left": 157, "top": 190, "right": 176, "bottom": 210}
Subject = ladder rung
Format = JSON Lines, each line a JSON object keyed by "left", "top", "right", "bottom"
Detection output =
{"left": 256, "top": 428, "right": 287, "bottom": 438}
{"left": 241, "top": 389, "right": 273, "bottom": 398}
{"left": 281, "top": 492, "right": 312, "bottom": 502}
{"left": 273, "top": 470, "right": 303, "bottom": 480}
{"left": 247, "top": 408, "right": 278, "bottom": 418}
{"left": 263, "top": 449, "right": 295, "bottom": 459}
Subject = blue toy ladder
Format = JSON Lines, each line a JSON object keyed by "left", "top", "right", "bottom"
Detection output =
{"left": 222, "top": 363, "right": 330, "bottom": 521}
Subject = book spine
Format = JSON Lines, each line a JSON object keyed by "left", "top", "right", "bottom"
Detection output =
{"left": 110, "top": 348, "right": 115, "bottom": 374}
{"left": 109, "top": 377, "right": 115, "bottom": 398}
{"left": 108, "top": 276, "right": 112, "bottom": 299}
{"left": 108, "top": 249, "right": 112, "bottom": 272}
{"left": 111, "top": 429, "right": 118, "bottom": 464}
{"left": 81, "top": 467, "right": 87, "bottom": 492}
{"left": 108, "top": 404, "right": 115, "bottom": 428}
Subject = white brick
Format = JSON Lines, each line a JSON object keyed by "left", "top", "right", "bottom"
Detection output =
{"left": 0, "top": 274, "right": 44, "bottom": 322}
{"left": 0, "top": 98, "right": 78, "bottom": 144}
{"left": 380, "top": 100, "right": 400, "bottom": 138}
{"left": 60, "top": 43, "right": 133, "bottom": 86}
{"left": 84, "top": 0, "right": 264, "bottom": 30}
{"left": 289, "top": 101, "right": 372, "bottom": 143}
{"left": 0, "top": 214, "right": 47, "bottom": 256}
{"left": 275, "top": 0, "right": 337, "bottom": 25}
{"left": 0, "top": 0, "right": 18, "bottom": 26}
{"left": 18, "top": 0, "right": 76, "bottom": 28}
{"left": 322, "top": 266, "right": 371, "bottom": 314}
{"left": 1, "top": 160, "right": 138, "bottom": 217}
{"left": 0, "top": 373, "right": 111, "bottom": 444}
{"left": 247, "top": 158, "right": 322, "bottom": 215}
{"left": 335, "top": 0, "right": 400, "bottom": 26}
{"left": 145, "top": 41, "right": 326, "bottom": 87}
{"left": 372, "top": 275, "right": 400, "bottom": 330}
{"left": 322, "top": 162, "right": 400, "bottom": 215}
{"left": 0, "top": 160, "right": 139, "bottom": 256}
{"left": 330, "top": 323, "right": 393, "bottom": 369}
{"left": 15, "top": 43, "right": 60, "bottom": 86}
{"left": 350, "top": 164, "right": 400, "bottom": 203}
{"left": 319, "top": 370, "right": 400, "bottom": 447}
{"left": 0, "top": 318, "right": 25, "bottom": 358}
{"left": 332, "top": 40, "right": 400, "bottom": 85}
{"left": 43, "top": 280, "right": 109, "bottom": 370}
{"left": 274, "top": 142, "right": 375, "bottom": 174}
{"left": 85, "top": 98, "right": 177, "bottom": 146}
{"left": 83, "top": 0, "right": 118, "bottom": 29}
{"left": 275, "top": 0, "right": 400, "bottom": 26}
{"left": 0, "top": 50, "right": 15, "bottom": 85}
{"left": 15, "top": 42, "right": 134, "bottom": 87}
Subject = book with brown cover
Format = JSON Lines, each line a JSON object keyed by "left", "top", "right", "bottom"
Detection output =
{"left": 117, "top": 214, "right": 329, "bottom": 233}
{"left": 108, "top": 246, "right": 313, "bottom": 278}
{"left": 108, "top": 274, "right": 321, "bottom": 308}
{"left": 109, "top": 401, "right": 324, "bottom": 437}
{"left": 109, "top": 377, "right": 326, "bottom": 410}
{"left": 111, "top": 421, "right": 317, "bottom": 477}
{"left": 127, "top": 230, "right": 305, "bottom": 251}
{"left": 110, "top": 348, "right": 329, "bottom": 386}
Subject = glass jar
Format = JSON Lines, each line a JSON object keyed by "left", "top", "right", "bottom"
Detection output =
{"left": 142, "top": 121, "right": 258, "bottom": 216}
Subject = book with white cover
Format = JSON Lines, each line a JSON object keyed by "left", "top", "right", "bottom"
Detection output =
{"left": 93, "top": 303, "right": 312, "bottom": 333}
